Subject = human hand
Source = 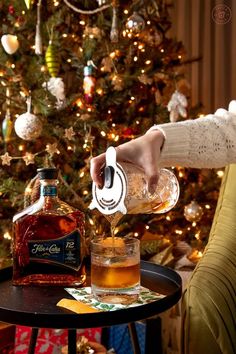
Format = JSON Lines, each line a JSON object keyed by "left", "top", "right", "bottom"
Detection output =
{"left": 90, "top": 129, "right": 165, "bottom": 193}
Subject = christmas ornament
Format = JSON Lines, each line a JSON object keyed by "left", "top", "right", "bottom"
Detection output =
{"left": 125, "top": 12, "right": 145, "bottom": 36}
{"left": 2, "top": 110, "right": 13, "bottom": 143}
{"left": 45, "top": 40, "right": 60, "bottom": 77}
{"left": 8, "top": 5, "right": 15, "bottom": 15}
{"left": 83, "top": 63, "right": 96, "bottom": 104}
{"left": 14, "top": 97, "right": 43, "bottom": 141}
{"left": 35, "top": 0, "right": 42, "bottom": 55}
{"left": 84, "top": 26, "right": 103, "bottom": 40}
{"left": 1, "top": 34, "right": 19, "bottom": 55}
{"left": 22, "top": 152, "right": 35, "bottom": 165}
{"left": 64, "top": 127, "right": 76, "bottom": 140}
{"left": 42, "top": 77, "right": 65, "bottom": 108}
{"left": 110, "top": 3, "right": 119, "bottom": 43}
{"left": 139, "top": 27, "right": 163, "bottom": 47}
{"left": 2, "top": 88, "right": 13, "bottom": 143}
{"left": 46, "top": 142, "right": 58, "bottom": 156}
{"left": 97, "top": 0, "right": 107, "bottom": 5}
{"left": 111, "top": 74, "right": 124, "bottom": 91}
{"left": 184, "top": 200, "right": 203, "bottom": 222}
{"left": 83, "top": 126, "right": 94, "bottom": 153}
{"left": 167, "top": 90, "right": 188, "bottom": 122}
{"left": 101, "top": 57, "right": 113, "bottom": 72}
{"left": 138, "top": 73, "right": 153, "bottom": 85}
{"left": 0, "top": 152, "right": 12, "bottom": 166}
{"left": 24, "top": 0, "right": 32, "bottom": 9}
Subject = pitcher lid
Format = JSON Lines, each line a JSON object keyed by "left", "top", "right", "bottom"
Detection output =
{"left": 89, "top": 146, "right": 127, "bottom": 215}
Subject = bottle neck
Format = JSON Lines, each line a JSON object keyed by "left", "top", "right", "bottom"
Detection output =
{"left": 39, "top": 179, "right": 58, "bottom": 198}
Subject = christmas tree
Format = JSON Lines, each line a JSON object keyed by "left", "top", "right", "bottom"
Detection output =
{"left": 0, "top": 0, "right": 222, "bottom": 268}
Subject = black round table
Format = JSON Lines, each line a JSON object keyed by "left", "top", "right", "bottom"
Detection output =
{"left": 0, "top": 261, "right": 182, "bottom": 354}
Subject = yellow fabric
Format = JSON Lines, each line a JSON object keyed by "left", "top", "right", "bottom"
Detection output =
{"left": 181, "top": 164, "right": 236, "bottom": 354}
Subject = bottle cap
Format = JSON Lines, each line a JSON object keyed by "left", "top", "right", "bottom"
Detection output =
{"left": 89, "top": 147, "right": 127, "bottom": 215}
{"left": 37, "top": 168, "right": 58, "bottom": 180}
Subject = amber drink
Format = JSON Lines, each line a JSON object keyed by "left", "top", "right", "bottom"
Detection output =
{"left": 91, "top": 237, "right": 140, "bottom": 304}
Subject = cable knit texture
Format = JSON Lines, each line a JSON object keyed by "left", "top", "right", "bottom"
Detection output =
{"left": 149, "top": 101, "right": 236, "bottom": 168}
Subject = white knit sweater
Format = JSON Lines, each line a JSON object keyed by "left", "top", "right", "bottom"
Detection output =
{"left": 151, "top": 101, "right": 236, "bottom": 169}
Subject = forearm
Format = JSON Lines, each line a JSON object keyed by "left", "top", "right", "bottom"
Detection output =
{"left": 150, "top": 109, "right": 236, "bottom": 168}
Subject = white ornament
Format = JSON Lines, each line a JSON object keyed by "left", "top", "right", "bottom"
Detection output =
{"left": 14, "top": 97, "right": 43, "bottom": 140}
{"left": 1, "top": 34, "right": 19, "bottom": 55}
{"left": 167, "top": 90, "right": 188, "bottom": 122}
{"left": 42, "top": 77, "right": 65, "bottom": 108}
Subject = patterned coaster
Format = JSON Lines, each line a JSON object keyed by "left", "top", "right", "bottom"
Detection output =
{"left": 65, "top": 287, "right": 166, "bottom": 311}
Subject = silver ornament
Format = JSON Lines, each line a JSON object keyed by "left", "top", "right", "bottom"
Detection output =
{"left": 125, "top": 12, "right": 145, "bottom": 35}
{"left": 184, "top": 201, "right": 203, "bottom": 222}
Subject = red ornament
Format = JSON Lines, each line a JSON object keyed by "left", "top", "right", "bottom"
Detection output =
{"left": 8, "top": 5, "right": 15, "bottom": 14}
{"left": 83, "top": 65, "right": 96, "bottom": 104}
{"left": 122, "top": 127, "right": 136, "bottom": 138}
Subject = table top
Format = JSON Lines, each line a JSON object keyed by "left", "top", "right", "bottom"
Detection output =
{"left": 0, "top": 261, "right": 182, "bottom": 329}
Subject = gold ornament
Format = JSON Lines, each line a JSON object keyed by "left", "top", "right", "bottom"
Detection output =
{"left": 64, "top": 127, "right": 76, "bottom": 140}
{"left": 45, "top": 41, "right": 60, "bottom": 77}
{"left": 1, "top": 34, "right": 19, "bottom": 55}
{"left": 111, "top": 74, "right": 124, "bottom": 91}
{"left": 2, "top": 110, "right": 13, "bottom": 143}
{"left": 46, "top": 142, "right": 59, "bottom": 156}
{"left": 0, "top": 152, "right": 12, "bottom": 166}
{"left": 184, "top": 200, "right": 203, "bottom": 222}
{"left": 24, "top": 0, "right": 32, "bottom": 9}
{"left": 23, "top": 152, "right": 35, "bottom": 165}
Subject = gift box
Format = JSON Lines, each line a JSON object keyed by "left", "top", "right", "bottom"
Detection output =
{"left": 0, "top": 322, "right": 16, "bottom": 354}
{"left": 15, "top": 326, "right": 102, "bottom": 354}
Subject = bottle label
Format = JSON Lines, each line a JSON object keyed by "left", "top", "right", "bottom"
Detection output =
{"left": 28, "top": 230, "right": 82, "bottom": 271}
{"left": 41, "top": 185, "right": 57, "bottom": 196}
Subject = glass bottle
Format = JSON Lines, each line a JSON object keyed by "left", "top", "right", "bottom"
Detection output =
{"left": 12, "top": 168, "right": 86, "bottom": 286}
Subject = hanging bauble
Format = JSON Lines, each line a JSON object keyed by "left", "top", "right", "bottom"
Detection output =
{"left": 184, "top": 201, "right": 203, "bottom": 222}
{"left": 125, "top": 12, "right": 145, "bottom": 36}
{"left": 45, "top": 41, "right": 60, "bottom": 77}
{"left": 167, "top": 90, "right": 188, "bottom": 122}
{"left": 2, "top": 110, "right": 13, "bottom": 143}
{"left": 24, "top": 0, "right": 32, "bottom": 9}
{"left": 14, "top": 97, "right": 43, "bottom": 140}
{"left": 83, "top": 63, "right": 96, "bottom": 104}
{"left": 1, "top": 34, "right": 19, "bottom": 55}
{"left": 110, "top": 5, "right": 119, "bottom": 43}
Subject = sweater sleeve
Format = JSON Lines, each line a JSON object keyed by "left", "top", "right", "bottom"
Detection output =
{"left": 150, "top": 103, "right": 236, "bottom": 169}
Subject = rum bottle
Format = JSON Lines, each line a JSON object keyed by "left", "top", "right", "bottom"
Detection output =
{"left": 12, "top": 167, "right": 86, "bottom": 286}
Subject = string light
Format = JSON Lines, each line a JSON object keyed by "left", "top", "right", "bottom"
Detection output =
{"left": 101, "top": 131, "right": 106, "bottom": 137}
{"left": 145, "top": 225, "right": 150, "bottom": 229}
{"left": 205, "top": 204, "right": 210, "bottom": 209}
{"left": 217, "top": 170, "right": 224, "bottom": 178}
{"left": 3, "top": 231, "right": 11, "bottom": 240}
{"left": 145, "top": 60, "right": 151, "bottom": 65}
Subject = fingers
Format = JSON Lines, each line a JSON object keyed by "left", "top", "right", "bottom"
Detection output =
{"left": 90, "top": 154, "right": 106, "bottom": 188}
